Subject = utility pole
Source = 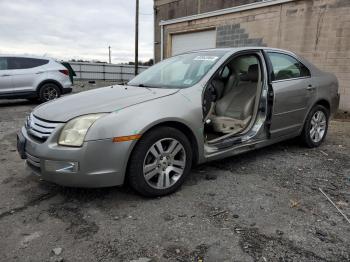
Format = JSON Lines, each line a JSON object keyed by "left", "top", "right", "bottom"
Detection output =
{"left": 135, "top": 0, "right": 139, "bottom": 75}
{"left": 108, "top": 46, "right": 111, "bottom": 64}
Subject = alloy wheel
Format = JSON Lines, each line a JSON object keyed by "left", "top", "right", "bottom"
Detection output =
{"left": 143, "top": 138, "right": 186, "bottom": 190}
{"left": 310, "top": 110, "right": 327, "bottom": 143}
{"left": 43, "top": 86, "right": 58, "bottom": 101}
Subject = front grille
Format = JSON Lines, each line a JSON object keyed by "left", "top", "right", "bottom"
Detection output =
{"left": 25, "top": 113, "right": 60, "bottom": 142}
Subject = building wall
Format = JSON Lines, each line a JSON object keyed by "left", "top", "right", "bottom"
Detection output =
{"left": 154, "top": 0, "right": 350, "bottom": 110}
{"left": 154, "top": 0, "right": 262, "bottom": 61}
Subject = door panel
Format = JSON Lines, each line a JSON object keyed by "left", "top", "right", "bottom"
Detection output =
{"left": 8, "top": 57, "right": 48, "bottom": 92}
{"left": 0, "top": 70, "right": 13, "bottom": 93}
{"left": 11, "top": 68, "right": 40, "bottom": 92}
{"left": 270, "top": 78, "right": 314, "bottom": 137}
{"left": 267, "top": 52, "right": 315, "bottom": 137}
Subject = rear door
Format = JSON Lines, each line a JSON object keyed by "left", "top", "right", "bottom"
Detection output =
{"left": 266, "top": 52, "right": 314, "bottom": 137}
{"left": 9, "top": 57, "right": 49, "bottom": 92}
{"left": 0, "top": 57, "right": 13, "bottom": 93}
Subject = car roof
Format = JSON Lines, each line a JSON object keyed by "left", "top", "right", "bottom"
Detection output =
{"left": 0, "top": 54, "right": 53, "bottom": 60}
{"left": 185, "top": 47, "right": 319, "bottom": 74}
{"left": 186, "top": 46, "right": 296, "bottom": 55}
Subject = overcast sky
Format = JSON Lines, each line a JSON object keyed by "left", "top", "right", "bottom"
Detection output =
{"left": 0, "top": 0, "right": 154, "bottom": 63}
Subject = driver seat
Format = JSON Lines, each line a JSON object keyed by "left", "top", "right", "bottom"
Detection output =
{"left": 211, "top": 64, "right": 259, "bottom": 134}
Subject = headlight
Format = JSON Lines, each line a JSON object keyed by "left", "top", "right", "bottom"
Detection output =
{"left": 58, "top": 114, "right": 107, "bottom": 146}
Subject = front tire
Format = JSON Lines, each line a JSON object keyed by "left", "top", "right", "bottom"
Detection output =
{"left": 39, "top": 83, "right": 61, "bottom": 102}
{"left": 301, "top": 105, "right": 329, "bottom": 148}
{"left": 128, "top": 127, "right": 193, "bottom": 197}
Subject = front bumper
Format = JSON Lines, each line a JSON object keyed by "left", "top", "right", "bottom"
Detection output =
{"left": 18, "top": 126, "right": 132, "bottom": 188}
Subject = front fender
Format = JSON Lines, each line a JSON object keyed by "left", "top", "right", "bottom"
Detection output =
{"left": 85, "top": 91, "right": 205, "bottom": 161}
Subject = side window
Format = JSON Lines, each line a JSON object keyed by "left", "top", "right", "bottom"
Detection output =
{"left": 8, "top": 57, "right": 49, "bottom": 70}
{"left": 300, "top": 63, "right": 311, "bottom": 77}
{"left": 220, "top": 66, "right": 230, "bottom": 79}
{"left": 0, "top": 58, "right": 8, "bottom": 70}
{"left": 268, "top": 52, "right": 309, "bottom": 81}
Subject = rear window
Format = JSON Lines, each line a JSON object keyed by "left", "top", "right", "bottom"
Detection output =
{"left": 8, "top": 57, "right": 49, "bottom": 70}
{"left": 0, "top": 57, "right": 8, "bottom": 70}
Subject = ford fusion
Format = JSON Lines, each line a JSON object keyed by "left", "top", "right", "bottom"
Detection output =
{"left": 17, "top": 47, "right": 340, "bottom": 197}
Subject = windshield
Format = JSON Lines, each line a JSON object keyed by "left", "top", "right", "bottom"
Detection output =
{"left": 128, "top": 50, "right": 227, "bottom": 89}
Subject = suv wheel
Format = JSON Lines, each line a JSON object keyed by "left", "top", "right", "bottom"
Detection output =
{"left": 128, "top": 127, "right": 193, "bottom": 197}
{"left": 301, "top": 105, "right": 329, "bottom": 148}
{"left": 39, "top": 83, "right": 61, "bottom": 102}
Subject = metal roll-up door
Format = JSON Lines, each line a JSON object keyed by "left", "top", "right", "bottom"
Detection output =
{"left": 171, "top": 30, "right": 216, "bottom": 56}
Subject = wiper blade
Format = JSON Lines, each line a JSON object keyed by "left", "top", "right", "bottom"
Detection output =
{"left": 139, "top": 84, "right": 153, "bottom": 91}
{"left": 128, "top": 83, "right": 161, "bottom": 89}
{"left": 134, "top": 84, "right": 156, "bottom": 90}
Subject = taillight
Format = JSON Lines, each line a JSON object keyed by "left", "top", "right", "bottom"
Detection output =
{"left": 59, "top": 69, "right": 69, "bottom": 75}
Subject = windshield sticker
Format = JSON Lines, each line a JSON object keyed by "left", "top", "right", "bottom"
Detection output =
{"left": 194, "top": 56, "right": 219, "bottom": 61}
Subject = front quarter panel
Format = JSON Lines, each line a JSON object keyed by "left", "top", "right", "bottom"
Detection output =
{"left": 85, "top": 89, "right": 205, "bottom": 162}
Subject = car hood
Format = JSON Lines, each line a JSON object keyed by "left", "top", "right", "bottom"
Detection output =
{"left": 33, "top": 85, "right": 179, "bottom": 122}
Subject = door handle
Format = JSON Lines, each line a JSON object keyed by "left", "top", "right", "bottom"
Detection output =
{"left": 306, "top": 85, "right": 316, "bottom": 91}
{"left": 1, "top": 74, "right": 11, "bottom": 77}
{"left": 36, "top": 71, "right": 44, "bottom": 74}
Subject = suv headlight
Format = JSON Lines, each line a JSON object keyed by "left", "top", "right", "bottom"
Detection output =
{"left": 58, "top": 114, "right": 107, "bottom": 147}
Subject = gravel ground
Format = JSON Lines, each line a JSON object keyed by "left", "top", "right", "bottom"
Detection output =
{"left": 0, "top": 83, "right": 349, "bottom": 262}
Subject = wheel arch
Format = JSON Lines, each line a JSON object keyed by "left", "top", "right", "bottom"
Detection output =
{"left": 314, "top": 99, "right": 330, "bottom": 112}
{"left": 300, "top": 99, "right": 330, "bottom": 147}
{"left": 301, "top": 98, "right": 331, "bottom": 134}
{"left": 36, "top": 79, "right": 63, "bottom": 94}
{"left": 126, "top": 120, "right": 200, "bottom": 174}
{"left": 150, "top": 121, "right": 199, "bottom": 166}
{"left": 305, "top": 99, "right": 331, "bottom": 123}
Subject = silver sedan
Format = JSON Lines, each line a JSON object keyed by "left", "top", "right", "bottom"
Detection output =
{"left": 17, "top": 47, "right": 340, "bottom": 197}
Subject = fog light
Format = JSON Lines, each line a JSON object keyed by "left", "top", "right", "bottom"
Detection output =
{"left": 45, "top": 160, "right": 79, "bottom": 173}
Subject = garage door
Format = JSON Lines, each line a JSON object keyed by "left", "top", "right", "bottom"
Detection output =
{"left": 171, "top": 30, "right": 216, "bottom": 56}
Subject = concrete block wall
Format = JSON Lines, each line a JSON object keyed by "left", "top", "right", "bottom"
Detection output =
{"left": 216, "top": 24, "right": 266, "bottom": 47}
{"left": 159, "top": 0, "right": 350, "bottom": 110}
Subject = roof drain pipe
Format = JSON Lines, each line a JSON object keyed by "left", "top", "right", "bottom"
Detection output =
{"left": 160, "top": 24, "right": 164, "bottom": 61}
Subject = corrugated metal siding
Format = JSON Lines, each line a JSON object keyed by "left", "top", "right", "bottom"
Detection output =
{"left": 69, "top": 62, "right": 148, "bottom": 81}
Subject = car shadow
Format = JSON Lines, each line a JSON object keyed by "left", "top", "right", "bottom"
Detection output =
{"left": 0, "top": 99, "right": 40, "bottom": 107}
{"left": 37, "top": 137, "right": 302, "bottom": 204}
{"left": 185, "top": 137, "right": 303, "bottom": 182}
{"left": 205, "top": 137, "right": 301, "bottom": 168}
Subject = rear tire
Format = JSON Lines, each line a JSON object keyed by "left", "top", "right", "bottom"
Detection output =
{"left": 39, "top": 83, "right": 61, "bottom": 102}
{"left": 128, "top": 127, "right": 193, "bottom": 197}
{"left": 301, "top": 105, "right": 329, "bottom": 148}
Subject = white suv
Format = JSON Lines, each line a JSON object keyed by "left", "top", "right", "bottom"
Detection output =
{"left": 0, "top": 55, "right": 72, "bottom": 102}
